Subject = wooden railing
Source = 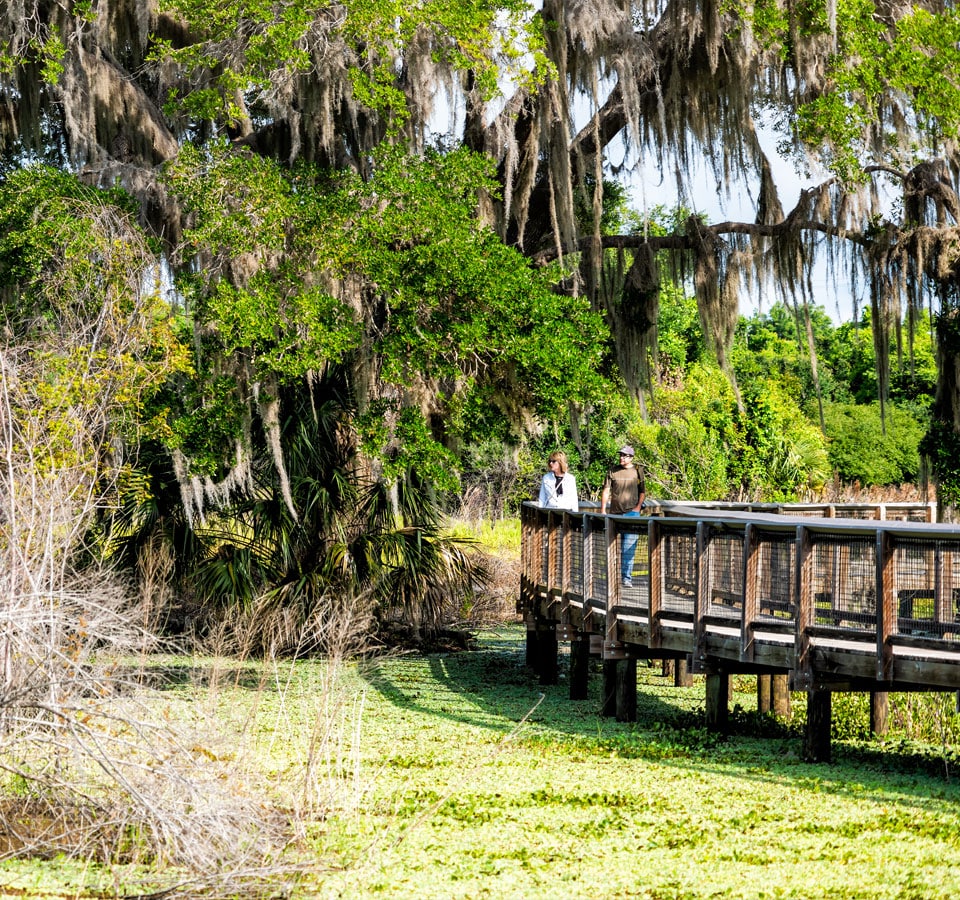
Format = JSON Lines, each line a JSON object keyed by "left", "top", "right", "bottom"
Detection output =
{"left": 519, "top": 499, "right": 960, "bottom": 760}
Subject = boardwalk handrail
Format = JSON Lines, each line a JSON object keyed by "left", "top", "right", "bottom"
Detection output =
{"left": 519, "top": 499, "right": 960, "bottom": 750}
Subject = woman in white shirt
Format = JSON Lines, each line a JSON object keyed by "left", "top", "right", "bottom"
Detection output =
{"left": 538, "top": 451, "right": 579, "bottom": 511}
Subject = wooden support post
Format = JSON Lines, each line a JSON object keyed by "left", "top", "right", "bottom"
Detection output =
{"left": 582, "top": 513, "right": 594, "bottom": 615}
{"left": 537, "top": 622, "right": 558, "bottom": 686}
{"left": 649, "top": 519, "right": 663, "bottom": 649}
{"left": 570, "top": 637, "right": 590, "bottom": 701}
{"left": 877, "top": 531, "right": 895, "bottom": 682}
{"left": 772, "top": 674, "right": 792, "bottom": 719}
{"left": 803, "top": 690, "right": 832, "bottom": 762}
{"left": 705, "top": 672, "right": 729, "bottom": 733}
{"left": 601, "top": 660, "right": 618, "bottom": 717}
{"left": 741, "top": 524, "right": 760, "bottom": 663}
{"left": 870, "top": 691, "right": 889, "bottom": 736}
{"left": 694, "top": 521, "right": 710, "bottom": 664}
{"left": 661, "top": 658, "right": 675, "bottom": 679}
{"left": 795, "top": 526, "right": 814, "bottom": 691}
{"left": 675, "top": 655, "right": 693, "bottom": 687}
{"left": 616, "top": 658, "right": 637, "bottom": 722}
{"left": 525, "top": 624, "right": 538, "bottom": 669}
{"left": 757, "top": 674, "right": 772, "bottom": 713}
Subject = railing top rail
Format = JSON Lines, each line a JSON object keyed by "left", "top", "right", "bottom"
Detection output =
{"left": 521, "top": 500, "right": 960, "bottom": 540}
{"left": 662, "top": 499, "right": 936, "bottom": 511}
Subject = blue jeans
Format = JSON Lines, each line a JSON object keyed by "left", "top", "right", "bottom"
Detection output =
{"left": 621, "top": 510, "right": 641, "bottom": 581}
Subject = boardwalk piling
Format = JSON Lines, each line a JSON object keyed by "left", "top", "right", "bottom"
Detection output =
{"left": 537, "top": 620, "right": 558, "bottom": 685}
{"left": 757, "top": 674, "right": 772, "bottom": 713}
{"left": 705, "top": 672, "right": 729, "bottom": 732}
{"left": 616, "top": 658, "right": 637, "bottom": 722}
{"left": 803, "top": 690, "right": 832, "bottom": 762}
{"left": 601, "top": 660, "right": 618, "bottom": 717}
{"left": 675, "top": 655, "right": 693, "bottom": 687}
{"left": 870, "top": 691, "right": 889, "bottom": 735}
{"left": 772, "top": 674, "right": 791, "bottom": 718}
{"left": 570, "top": 636, "right": 590, "bottom": 700}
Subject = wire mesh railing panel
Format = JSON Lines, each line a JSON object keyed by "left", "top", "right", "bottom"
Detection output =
{"left": 546, "top": 516, "right": 562, "bottom": 586}
{"left": 567, "top": 517, "right": 584, "bottom": 594}
{"left": 892, "top": 537, "right": 960, "bottom": 642}
{"left": 618, "top": 528, "right": 649, "bottom": 612}
{"left": 788, "top": 506, "right": 831, "bottom": 518}
{"left": 834, "top": 506, "right": 878, "bottom": 520}
{"left": 527, "top": 508, "right": 545, "bottom": 588}
{"left": 883, "top": 509, "right": 912, "bottom": 522}
{"left": 662, "top": 527, "right": 697, "bottom": 614}
{"left": 587, "top": 524, "right": 609, "bottom": 606}
{"left": 707, "top": 528, "right": 743, "bottom": 619}
{"left": 756, "top": 532, "right": 796, "bottom": 621}
{"left": 810, "top": 535, "right": 877, "bottom": 632}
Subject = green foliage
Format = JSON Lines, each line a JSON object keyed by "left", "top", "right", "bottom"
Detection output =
{"left": 920, "top": 420, "right": 960, "bottom": 509}
{"left": 161, "top": 142, "right": 609, "bottom": 489}
{"left": 634, "top": 359, "right": 828, "bottom": 502}
{"left": 729, "top": 0, "right": 960, "bottom": 180}
{"left": 637, "top": 363, "right": 737, "bottom": 501}
{"left": 153, "top": 0, "right": 550, "bottom": 128}
{"left": 657, "top": 282, "right": 705, "bottom": 376}
{"left": 734, "top": 303, "right": 837, "bottom": 405}
{"left": 822, "top": 401, "right": 926, "bottom": 485}
{"left": 805, "top": 2, "right": 960, "bottom": 180}
{"left": 316, "top": 145, "right": 609, "bottom": 414}
{"left": 0, "top": 165, "right": 191, "bottom": 457}
{"left": 157, "top": 375, "right": 487, "bottom": 647}
{"left": 359, "top": 403, "right": 461, "bottom": 493}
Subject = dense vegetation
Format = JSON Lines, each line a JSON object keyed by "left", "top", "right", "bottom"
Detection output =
{"left": 2, "top": 1, "right": 960, "bottom": 892}
{"left": 3, "top": 0, "right": 958, "bottom": 643}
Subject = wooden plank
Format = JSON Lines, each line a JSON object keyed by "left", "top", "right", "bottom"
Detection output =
{"left": 741, "top": 523, "right": 760, "bottom": 662}
{"left": 560, "top": 514, "right": 572, "bottom": 628}
{"left": 795, "top": 525, "right": 814, "bottom": 690}
{"left": 877, "top": 530, "right": 894, "bottom": 682}
{"left": 694, "top": 521, "right": 709, "bottom": 665}
{"left": 648, "top": 518, "right": 663, "bottom": 649}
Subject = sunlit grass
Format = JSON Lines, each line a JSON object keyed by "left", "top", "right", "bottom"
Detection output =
{"left": 444, "top": 516, "right": 521, "bottom": 557}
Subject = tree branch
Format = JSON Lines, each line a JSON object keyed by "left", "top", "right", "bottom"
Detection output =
{"left": 530, "top": 216, "right": 868, "bottom": 266}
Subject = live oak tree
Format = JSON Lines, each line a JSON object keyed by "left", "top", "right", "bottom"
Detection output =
{"left": 5, "top": 0, "right": 960, "bottom": 521}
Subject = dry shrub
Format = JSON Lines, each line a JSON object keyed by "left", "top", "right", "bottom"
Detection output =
{"left": 809, "top": 478, "right": 929, "bottom": 504}
{"left": 462, "top": 548, "right": 522, "bottom": 627}
{"left": 0, "top": 343, "right": 368, "bottom": 894}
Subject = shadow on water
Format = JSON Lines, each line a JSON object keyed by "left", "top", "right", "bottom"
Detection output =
{"left": 356, "top": 623, "right": 960, "bottom": 810}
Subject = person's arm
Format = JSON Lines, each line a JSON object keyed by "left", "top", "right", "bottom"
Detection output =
{"left": 634, "top": 471, "right": 646, "bottom": 512}
{"left": 600, "top": 477, "right": 610, "bottom": 514}
{"left": 565, "top": 474, "right": 579, "bottom": 512}
{"left": 537, "top": 474, "right": 550, "bottom": 506}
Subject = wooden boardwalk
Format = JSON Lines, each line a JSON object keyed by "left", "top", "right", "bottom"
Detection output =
{"left": 519, "top": 499, "right": 960, "bottom": 760}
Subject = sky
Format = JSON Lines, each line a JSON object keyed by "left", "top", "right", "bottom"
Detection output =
{"left": 622, "top": 129, "right": 866, "bottom": 325}
{"left": 444, "top": 67, "right": 871, "bottom": 325}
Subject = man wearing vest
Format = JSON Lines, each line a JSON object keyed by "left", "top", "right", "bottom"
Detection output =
{"left": 600, "top": 445, "right": 646, "bottom": 587}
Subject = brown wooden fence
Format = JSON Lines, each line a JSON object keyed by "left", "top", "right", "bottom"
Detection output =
{"left": 519, "top": 499, "right": 960, "bottom": 760}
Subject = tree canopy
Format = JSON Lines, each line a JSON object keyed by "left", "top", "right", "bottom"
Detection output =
{"left": 3, "top": 0, "right": 960, "bottom": 543}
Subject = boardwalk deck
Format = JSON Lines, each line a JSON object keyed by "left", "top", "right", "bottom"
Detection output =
{"left": 519, "top": 499, "right": 957, "bottom": 760}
